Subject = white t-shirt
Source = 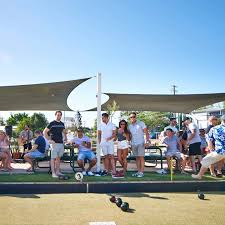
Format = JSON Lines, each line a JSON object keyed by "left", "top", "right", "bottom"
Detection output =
{"left": 71, "top": 135, "right": 91, "bottom": 152}
{"left": 128, "top": 121, "right": 146, "bottom": 145}
{"left": 187, "top": 123, "right": 201, "bottom": 144}
{"left": 99, "top": 122, "right": 116, "bottom": 143}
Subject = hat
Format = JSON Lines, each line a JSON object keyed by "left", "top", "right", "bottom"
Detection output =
{"left": 221, "top": 115, "right": 225, "bottom": 121}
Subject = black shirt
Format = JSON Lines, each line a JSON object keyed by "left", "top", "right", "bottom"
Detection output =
{"left": 47, "top": 120, "right": 65, "bottom": 143}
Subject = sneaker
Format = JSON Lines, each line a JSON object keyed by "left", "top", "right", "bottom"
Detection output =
{"left": 57, "top": 172, "right": 64, "bottom": 176}
{"left": 137, "top": 172, "right": 144, "bottom": 178}
{"left": 94, "top": 173, "right": 101, "bottom": 177}
{"left": 156, "top": 169, "right": 167, "bottom": 174}
{"left": 216, "top": 173, "right": 223, "bottom": 178}
{"left": 87, "top": 171, "right": 94, "bottom": 176}
{"left": 191, "top": 174, "right": 202, "bottom": 180}
{"left": 52, "top": 173, "right": 59, "bottom": 178}
{"left": 100, "top": 170, "right": 109, "bottom": 176}
{"left": 132, "top": 172, "right": 139, "bottom": 177}
{"left": 112, "top": 171, "right": 124, "bottom": 179}
{"left": 82, "top": 171, "right": 87, "bottom": 176}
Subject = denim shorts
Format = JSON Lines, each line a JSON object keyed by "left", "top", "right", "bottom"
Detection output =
{"left": 27, "top": 150, "right": 45, "bottom": 158}
{"left": 78, "top": 151, "right": 96, "bottom": 161}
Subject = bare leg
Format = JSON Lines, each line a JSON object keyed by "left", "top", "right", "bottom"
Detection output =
{"left": 87, "top": 159, "right": 97, "bottom": 171}
{"left": 117, "top": 149, "right": 123, "bottom": 168}
{"left": 77, "top": 160, "right": 85, "bottom": 171}
{"left": 109, "top": 154, "right": 116, "bottom": 174}
{"left": 190, "top": 156, "right": 196, "bottom": 172}
{"left": 121, "top": 149, "right": 128, "bottom": 172}
{"left": 55, "top": 157, "right": 61, "bottom": 174}
{"left": 104, "top": 155, "right": 110, "bottom": 172}
{"left": 217, "top": 159, "right": 224, "bottom": 174}
{"left": 209, "top": 164, "right": 216, "bottom": 175}
{"left": 140, "top": 156, "right": 145, "bottom": 173}
{"left": 24, "top": 154, "right": 33, "bottom": 170}
{"left": 166, "top": 157, "right": 171, "bottom": 170}
{"left": 136, "top": 157, "right": 140, "bottom": 172}
{"left": 50, "top": 159, "right": 56, "bottom": 175}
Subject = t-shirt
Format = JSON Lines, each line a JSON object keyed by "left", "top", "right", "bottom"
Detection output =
{"left": 99, "top": 122, "right": 116, "bottom": 143}
{"left": 187, "top": 123, "right": 201, "bottom": 144}
{"left": 162, "top": 135, "right": 180, "bottom": 152}
{"left": 208, "top": 124, "right": 225, "bottom": 155}
{"left": 35, "top": 136, "right": 46, "bottom": 153}
{"left": 72, "top": 135, "right": 91, "bottom": 152}
{"left": 128, "top": 121, "right": 146, "bottom": 145}
{"left": 47, "top": 120, "right": 65, "bottom": 143}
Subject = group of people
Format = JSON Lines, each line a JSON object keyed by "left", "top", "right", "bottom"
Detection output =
{"left": 159, "top": 115, "right": 225, "bottom": 179}
{"left": 0, "top": 110, "right": 224, "bottom": 180}
{"left": 97, "top": 112, "right": 150, "bottom": 178}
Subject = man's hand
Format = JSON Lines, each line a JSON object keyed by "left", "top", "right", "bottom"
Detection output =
{"left": 49, "top": 140, "right": 55, "bottom": 144}
{"left": 106, "top": 137, "right": 111, "bottom": 142}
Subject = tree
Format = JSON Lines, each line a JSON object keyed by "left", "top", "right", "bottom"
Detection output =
{"left": 0, "top": 117, "right": 5, "bottom": 126}
{"left": 6, "top": 113, "right": 29, "bottom": 126}
{"left": 120, "top": 111, "right": 170, "bottom": 131}
{"left": 75, "top": 111, "right": 82, "bottom": 129}
{"left": 16, "top": 117, "right": 31, "bottom": 134}
{"left": 30, "top": 113, "right": 48, "bottom": 131}
{"left": 106, "top": 100, "right": 120, "bottom": 122}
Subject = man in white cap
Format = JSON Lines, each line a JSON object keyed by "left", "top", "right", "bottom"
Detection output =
{"left": 192, "top": 115, "right": 225, "bottom": 179}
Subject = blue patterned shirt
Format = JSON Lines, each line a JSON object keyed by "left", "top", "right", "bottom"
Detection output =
{"left": 208, "top": 124, "right": 225, "bottom": 155}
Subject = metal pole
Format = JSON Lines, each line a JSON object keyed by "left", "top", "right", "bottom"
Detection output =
{"left": 96, "top": 73, "right": 102, "bottom": 172}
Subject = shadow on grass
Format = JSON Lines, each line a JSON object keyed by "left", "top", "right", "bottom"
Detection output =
{"left": 125, "top": 208, "right": 136, "bottom": 213}
{"left": 107, "top": 193, "right": 151, "bottom": 198}
{"left": 107, "top": 193, "right": 169, "bottom": 200}
{"left": 149, "top": 195, "right": 169, "bottom": 200}
{"left": 0, "top": 194, "right": 40, "bottom": 199}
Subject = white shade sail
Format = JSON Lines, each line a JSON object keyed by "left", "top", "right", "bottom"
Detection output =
{"left": 0, "top": 77, "right": 90, "bottom": 111}
{"left": 88, "top": 92, "right": 225, "bottom": 113}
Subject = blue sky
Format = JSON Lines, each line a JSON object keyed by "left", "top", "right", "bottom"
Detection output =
{"left": 0, "top": 0, "right": 225, "bottom": 126}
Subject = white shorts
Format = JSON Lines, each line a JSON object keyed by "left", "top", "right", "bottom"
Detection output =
{"left": 165, "top": 151, "right": 183, "bottom": 160}
{"left": 100, "top": 141, "right": 114, "bottom": 156}
{"left": 51, "top": 143, "right": 64, "bottom": 159}
{"left": 201, "top": 151, "right": 225, "bottom": 168}
{"left": 117, "top": 140, "right": 129, "bottom": 150}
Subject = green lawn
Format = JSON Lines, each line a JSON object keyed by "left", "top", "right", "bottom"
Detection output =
{"left": 1, "top": 192, "right": 225, "bottom": 225}
{"left": 0, "top": 171, "right": 224, "bottom": 182}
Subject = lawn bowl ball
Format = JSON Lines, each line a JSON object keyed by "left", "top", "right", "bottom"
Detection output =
{"left": 75, "top": 172, "right": 83, "bottom": 181}
{"left": 110, "top": 196, "right": 116, "bottom": 203}
{"left": 198, "top": 192, "right": 205, "bottom": 200}
{"left": 115, "top": 197, "right": 123, "bottom": 207}
{"left": 120, "top": 202, "right": 129, "bottom": 212}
